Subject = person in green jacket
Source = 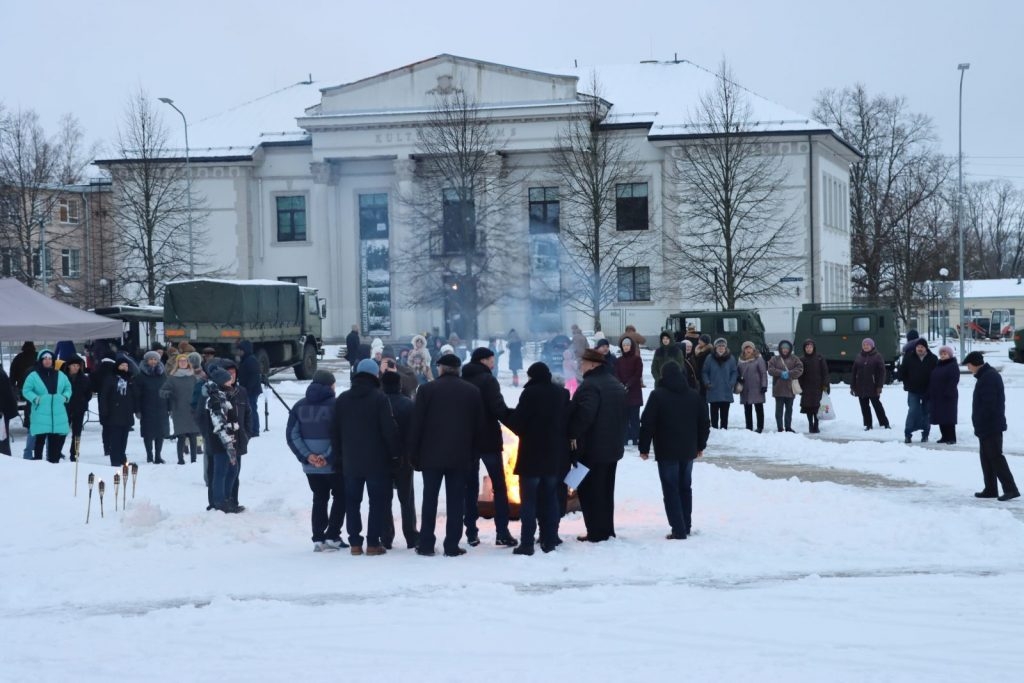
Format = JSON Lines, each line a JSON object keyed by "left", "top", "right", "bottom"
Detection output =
{"left": 651, "top": 331, "right": 685, "bottom": 387}
{"left": 21, "top": 349, "right": 72, "bottom": 462}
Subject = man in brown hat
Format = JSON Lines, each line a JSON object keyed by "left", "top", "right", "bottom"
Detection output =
{"left": 568, "top": 348, "right": 627, "bottom": 542}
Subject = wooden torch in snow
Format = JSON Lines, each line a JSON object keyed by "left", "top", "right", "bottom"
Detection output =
{"left": 86, "top": 473, "right": 95, "bottom": 524}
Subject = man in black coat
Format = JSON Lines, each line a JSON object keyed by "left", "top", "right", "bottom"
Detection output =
{"left": 639, "top": 362, "right": 711, "bottom": 539}
{"left": 409, "top": 353, "right": 483, "bottom": 557}
{"left": 10, "top": 341, "right": 37, "bottom": 457}
{"left": 380, "top": 365, "right": 418, "bottom": 550}
{"left": 0, "top": 366, "right": 18, "bottom": 456}
{"left": 62, "top": 355, "right": 92, "bottom": 462}
{"left": 235, "top": 340, "right": 263, "bottom": 437}
{"left": 331, "top": 358, "right": 399, "bottom": 555}
{"left": 964, "top": 352, "right": 1019, "bottom": 501}
{"left": 506, "top": 361, "right": 570, "bottom": 555}
{"left": 461, "top": 347, "right": 516, "bottom": 547}
{"left": 569, "top": 348, "right": 627, "bottom": 543}
{"left": 345, "top": 324, "right": 361, "bottom": 365}
{"left": 900, "top": 339, "right": 937, "bottom": 443}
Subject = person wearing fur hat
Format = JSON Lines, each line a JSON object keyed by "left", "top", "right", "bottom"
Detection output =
{"left": 61, "top": 355, "right": 92, "bottom": 462}
{"left": 702, "top": 338, "right": 738, "bottom": 430}
{"left": 332, "top": 358, "right": 400, "bottom": 555}
{"left": 900, "top": 338, "right": 936, "bottom": 443}
{"left": 160, "top": 352, "right": 202, "bottom": 463}
{"left": 286, "top": 369, "right": 347, "bottom": 551}
{"left": 21, "top": 349, "right": 73, "bottom": 462}
{"left": 379, "top": 364, "right": 418, "bottom": 550}
{"left": 767, "top": 340, "right": 804, "bottom": 433}
{"left": 506, "top": 361, "right": 571, "bottom": 554}
{"left": 615, "top": 336, "right": 644, "bottom": 445}
{"left": 462, "top": 347, "right": 517, "bottom": 548}
{"left": 651, "top": 331, "right": 684, "bottom": 387}
{"left": 408, "top": 334, "right": 434, "bottom": 385}
{"left": 851, "top": 338, "right": 890, "bottom": 430}
{"left": 736, "top": 341, "right": 768, "bottom": 432}
{"left": 929, "top": 346, "right": 959, "bottom": 444}
{"left": 798, "top": 340, "right": 830, "bottom": 433}
{"left": 100, "top": 355, "right": 137, "bottom": 466}
{"left": 135, "top": 350, "right": 170, "bottom": 463}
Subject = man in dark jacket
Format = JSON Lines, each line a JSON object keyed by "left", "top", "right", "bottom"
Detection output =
{"left": 10, "top": 341, "right": 37, "bottom": 458}
{"left": 461, "top": 347, "right": 517, "bottom": 547}
{"left": 0, "top": 366, "right": 19, "bottom": 456}
{"left": 100, "top": 355, "right": 136, "bottom": 466}
{"left": 506, "top": 361, "right": 570, "bottom": 555}
{"left": 332, "top": 358, "right": 399, "bottom": 555}
{"left": 900, "top": 339, "right": 936, "bottom": 443}
{"left": 569, "top": 348, "right": 627, "bottom": 543}
{"left": 409, "top": 353, "right": 483, "bottom": 557}
{"left": 964, "top": 352, "right": 1019, "bottom": 501}
{"left": 235, "top": 340, "right": 263, "bottom": 437}
{"left": 380, "top": 366, "right": 418, "bottom": 550}
{"left": 345, "top": 324, "right": 361, "bottom": 365}
{"left": 62, "top": 355, "right": 92, "bottom": 462}
{"left": 594, "top": 338, "right": 617, "bottom": 373}
{"left": 639, "top": 362, "right": 711, "bottom": 539}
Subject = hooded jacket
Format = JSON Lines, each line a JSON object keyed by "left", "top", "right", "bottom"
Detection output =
{"left": 702, "top": 348, "right": 738, "bottom": 403}
{"left": 134, "top": 358, "right": 170, "bottom": 440}
{"left": 331, "top": 373, "right": 399, "bottom": 478}
{"left": 160, "top": 365, "right": 201, "bottom": 436}
{"left": 21, "top": 350, "right": 72, "bottom": 436}
{"left": 639, "top": 363, "right": 710, "bottom": 460}
{"left": 767, "top": 343, "right": 804, "bottom": 399}
{"left": 286, "top": 380, "right": 336, "bottom": 474}
{"left": 100, "top": 360, "right": 137, "bottom": 428}
{"left": 236, "top": 340, "right": 263, "bottom": 397}
{"left": 798, "top": 340, "right": 830, "bottom": 411}
{"left": 614, "top": 342, "right": 644, "bottom": 407}
{"left": 651, "top": 334, "right": 685, "bottom": 384}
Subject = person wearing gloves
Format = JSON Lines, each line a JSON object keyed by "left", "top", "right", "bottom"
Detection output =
{"left": 851, "top": 338, "right": 890, "bottom": 430}
{"left": 767, "top": 340, "right": 804, "bottom": 433}
{"left": 701, "top": 338, "right": 737, "bottom": 429}
{"left": 286, "top": 370, "right": 346, "bottom": 551}
{"left": 20, "top": 349, "right": 72, "bottom": 462}
{"left": 798, "top": 339, "right": 830, "bottom": 433}
{"left": 736, "top": 341, "right": 767, "bottom": 433}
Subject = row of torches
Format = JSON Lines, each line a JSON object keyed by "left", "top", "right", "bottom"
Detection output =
{"left": 80, "top": 462, "right": 139, "bottom": 523}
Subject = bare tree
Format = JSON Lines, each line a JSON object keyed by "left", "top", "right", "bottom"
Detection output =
{"left": 549, "top": 75, "right": 648, "bottom": 332}
{"left": 962, "top": 179, "right": 1024, "bottom": 279}
{"left": 108, "top": 88, "right": 208, "bottom": 308}
{"left": 813, "top": 85, "right": 944, "bottom": 304}
{"left": 394, "top": 88, "right": 521, "bottom": 340}
{"left": 666, "top": 60, "right": 802, "bottom": 310}
{"left": 0, "top": 107, "right": 90, "bottom": 288}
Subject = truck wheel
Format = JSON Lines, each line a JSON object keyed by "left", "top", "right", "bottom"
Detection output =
{"left": 256, "top": 348, "right": 271, "bottom": 379}
{"left": 294, "top": 343, "right": 317, "bottom": 380}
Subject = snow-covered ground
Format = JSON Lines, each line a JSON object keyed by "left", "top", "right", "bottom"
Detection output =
{"left": 3, "top": 339, "right": 1023, "bottom": 681}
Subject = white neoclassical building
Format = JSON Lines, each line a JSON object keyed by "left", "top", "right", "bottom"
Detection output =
{"left": 99, "top": 54, "right": 860, "bottom": 342}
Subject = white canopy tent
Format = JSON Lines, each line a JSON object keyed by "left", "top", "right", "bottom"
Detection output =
{"left": 0, "top": 278, "right": 124, "bottom": 341}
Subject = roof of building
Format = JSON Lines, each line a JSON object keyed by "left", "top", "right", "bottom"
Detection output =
{"left": 943, "top": 278, "right": 1024, "bottom": 299}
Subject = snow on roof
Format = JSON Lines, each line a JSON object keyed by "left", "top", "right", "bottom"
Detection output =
{"left": 943, "top": 278, "right": 1024, "bottom": 299}
{"left": 552, "top": 60, "right": 828, "bottom": 136}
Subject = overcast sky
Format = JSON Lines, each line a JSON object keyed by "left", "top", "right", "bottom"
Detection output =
{"left": 3, "top": 0, "right": 1021, "bottom": 183}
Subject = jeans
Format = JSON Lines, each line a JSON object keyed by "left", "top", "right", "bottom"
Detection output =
{"left": 420, "top": 467, "right": 466, "bottom": 554}
{"left": 905, "top": 392, "right": 930, "bottom": 438}
{"left": 306, "top": 472, "right": 345, "bottom": 543}
{"left": 657, "top": 459, "right": 694, "bottom": 536}
{"left": 775, "top": 397, "right": 794, "bottom": 431}
{"left": 709, "top": 402, "right": 730, "bottom": 429}
{"left": 211, "top": 452, "right": 239, "bottom": 508}
{"left": 22, "top": 433, "right": 36, "bottom": 459}
{"left": 345, "top": 474, "right": 393, "bottom": 548}
{"left": 464, "top": 452, "right": 511, "bottom": 537}
{"left": 979, "top": 433, "right": 1018, "bottom": 495}
{"left": 518, "top": 475, "right": 559, "bottom": 549}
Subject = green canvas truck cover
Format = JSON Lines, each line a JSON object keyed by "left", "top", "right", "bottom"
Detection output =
{"left": 164, "top": 279, "right": 301, "bottom": 326}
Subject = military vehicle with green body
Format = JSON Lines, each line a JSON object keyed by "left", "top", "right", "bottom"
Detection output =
{"left": 664, "top": 309, "right": 770, "bottom": 360}
{"left": 163, "top": 279, "right": 326, "bottom": 379}
{"left": 793, "top": 303, "right": 900, "bottom": 382}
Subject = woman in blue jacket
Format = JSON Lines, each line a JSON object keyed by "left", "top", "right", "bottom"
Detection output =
{"left": 21, "top": 349, "right": 72, "bottom": 462}
{"left": 701, "top": 338, "right": 737, "bottom": 429}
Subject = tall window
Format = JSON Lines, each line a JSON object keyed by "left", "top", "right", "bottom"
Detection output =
{"left": 528, "top": 186, "right": 559, "bottom": 234}
{"left": 616, "top": 182, "right": 648, "bottom": 231}
{"left": 32, "top": 248, "right": 53, "bottom": 278}
{"left": 0, "top": 247, "right": 17, "bottom": 277}
{"left": 442, "top": 188, "right": 475, "bottom": 253}
{"left": 276, "top": 196, "right": 307, "bottom": 242}
{"left": 359, "top": 192, "right": 392, "bottom": 336}
{"left": 359, "top": 193, "right": 389, "bottom": 239}
{"left": 59, "top": 198, "right": 80, "bottom": 224}
{"left": 61, "top": 248, "right": 80, "bottom": 278}
{"left": 617, "top": 266, "right": 651, "bottom": 301}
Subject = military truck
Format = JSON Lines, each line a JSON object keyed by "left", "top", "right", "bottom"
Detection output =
{"left": 664, "top": 310, "right": 770, "bottom": 360}
{"left": 793, "top": 303, "right": 900, "bottom": 382}
{"left": 163, "top": 279, "right": 326, "bottom": 379}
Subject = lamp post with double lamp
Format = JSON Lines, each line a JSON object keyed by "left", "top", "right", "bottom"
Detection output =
{"left": 956, "top": 63, "right": 970, "bottom": 361}
{"left": 157, "top": 97, "right": 194, "bottom": 277}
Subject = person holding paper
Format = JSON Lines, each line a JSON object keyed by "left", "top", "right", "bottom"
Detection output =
{"left": 568, "top": 348, "right": 627, "bottom": 543}
{"left": 639, "top": 362, "right": 711, "bottom": 539}
{"left": 506, "top": 362, "right": 570, "bottom": 555}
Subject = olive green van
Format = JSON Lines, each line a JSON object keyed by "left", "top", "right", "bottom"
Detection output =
{"left": 664, "top": 310, "right": 770, "bottom": 360}
{"left": 793, "top": 304, "right": 900, "bottom": 382}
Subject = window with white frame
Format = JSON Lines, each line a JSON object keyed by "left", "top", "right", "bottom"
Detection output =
{"left": 59, "top": 198, "right": 80, "bottom": 224}
{"left": 61, "top": 248, "right": 80, "bottom": 278}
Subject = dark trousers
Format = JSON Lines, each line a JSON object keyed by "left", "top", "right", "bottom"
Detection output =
{"left": 68, "top": 411, "right": 85, "bottom": 461}
{"left": 464, "top": 452, "right": 510, "bottom": 537}
{"left": 383, "top": 466, "right": 418, "bottom": 549}
{"left": 775, "top": 397, "right": 794, "bottom": 431}
{"left": 979, "top": 433, "right": 1018, "bottom": 495}
{"left": 34, "top": 433, "right": 67, "bottom": 463}
{"left": 248, "top": 393, "right": 260, "bottom": 436}
{"left": 345, "top": 474, "right": 393, "bottom": 548}
{"left": 623, "top": 405, "right": 641, "bottom": 445}
{"left": 144, "top": 436, "right": 164, "bottom": 462}
{"left": 709, "top": 402, "right": 730, "bottom": 429}
{"left": 657, "top": 458, "right": 694, "bottom": 536}
{"left": 419, "top": 467, "right": 466, "bottom": 554}
{"left": 518, "top": 474, "right": 559, "bottom": 549}
{"left": 938, "top": 424, "right": 956, "bottom": 442}
{"left": 806, "top": 412, "right": 820, "bottom": 433}
{"left": 306, "top": 472, "right": 345, "bottom": 543}
{"left": 0, "top": 417, "right": 10, "bottom": 456}
{"left": 743, "top": 403, "right": 764, "bottom": 431}
{"left": 106, "top": 426, "right": 130, "bottom": 466}
{"left": 858, "top": 396, "right": 889, "bottom": 428}
{"left": 211, "top": 452, "right": 239, "bottom": 508}
{"left": 176, "top": 434, "right": 198, "bottom": 463}
{"left": 577, "top": 460, "right": 618, "bottom": 541}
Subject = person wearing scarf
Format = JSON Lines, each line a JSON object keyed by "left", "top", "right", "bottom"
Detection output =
{"left": 20, "top": 349, "right": 72, "bottom": 462}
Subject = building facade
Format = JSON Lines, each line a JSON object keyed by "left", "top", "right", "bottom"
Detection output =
{"left": 103, "top": 55, "right": 860, "bottom": 342}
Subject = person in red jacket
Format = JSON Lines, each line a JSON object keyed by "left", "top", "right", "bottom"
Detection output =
{"left": 615, "top": 337, "right": 644, "bottom": 446}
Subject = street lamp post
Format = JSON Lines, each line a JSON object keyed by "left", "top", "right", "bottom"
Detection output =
{"left": 939, "top": 267, "right": 949, "bottom": 345}
{"left": 924, "top": 280, "right": 933, "bottom": 341}
{"left": 956, "top": 63, "right": 970, "bottom": 361}
{"left": 158, "top": 97, "right": 194, "bottom": 276}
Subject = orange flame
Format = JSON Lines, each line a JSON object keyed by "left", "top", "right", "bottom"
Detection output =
{"left": 501, "top": 425, "right": 521, "bottom": 505}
